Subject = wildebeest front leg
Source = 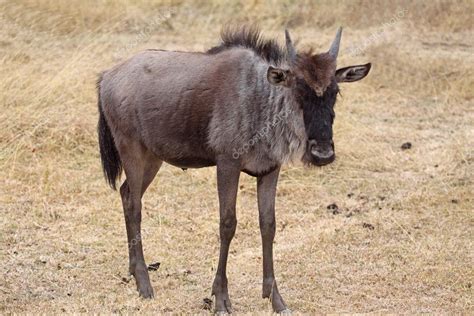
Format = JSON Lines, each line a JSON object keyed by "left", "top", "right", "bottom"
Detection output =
{"left": 257, "top": 166, "right": 289, "bottom": 313}
{"left": 212, "top": 159, "right": 240, "bottom": 313}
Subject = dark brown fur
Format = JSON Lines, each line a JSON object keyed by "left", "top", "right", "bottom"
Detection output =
{"left": 208, "top": 25, "right": 286, "bottom": 65}
{"left": 297, "top": 52, "right": 337, "bottom": 96}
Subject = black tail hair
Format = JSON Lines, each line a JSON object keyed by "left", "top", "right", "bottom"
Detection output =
{"left": 97, "top": 76, "right": 122, "bottom": 190}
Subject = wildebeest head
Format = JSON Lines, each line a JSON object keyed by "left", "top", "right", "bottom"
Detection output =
{"left": 267, "top": 28, "right": 371, "bottom": 166}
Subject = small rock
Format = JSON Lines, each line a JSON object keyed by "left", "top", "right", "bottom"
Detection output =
{"left": 148, "top": 262, "right": 161, "bottom": 271}
{"left": 327, "top": 203, "right": 339, "bottom": 215}
{"left": 121, "top": 277, "right": 130, "bottom": 284}
{"left": 362, "top": 223, "right": 375, "bottom": 230}
{"left": 202, "top": 297, "right": 213, "bottom": 310}
{"left": 401, "top": 142, "right": 412, "bottom": 150}
{"left": 451, "top": 199, "right": 459, "bottom": 204}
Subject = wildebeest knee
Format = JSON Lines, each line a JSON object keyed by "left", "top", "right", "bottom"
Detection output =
{"left": 220, "top": 215, "right": 237, "bottom": 238}
{"left": 120, "top": 182, "right": 141, "bottom": 219}
{"left": 120, "top": 182, "right": 133, "bottom": 212}
{"left": 120, "top": 182, "right": 130, "bottom": 200}
{"left": 259, "top": 216, "right": 276, "bottom": 235}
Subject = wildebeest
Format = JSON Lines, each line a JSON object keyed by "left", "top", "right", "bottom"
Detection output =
{"left": 97, "top": 26, "right": 371, "bottom": 313}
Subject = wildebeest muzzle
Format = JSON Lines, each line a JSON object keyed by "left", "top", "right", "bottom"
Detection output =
{"left": 307, "top": 139, "right": 335, "bottom": 166}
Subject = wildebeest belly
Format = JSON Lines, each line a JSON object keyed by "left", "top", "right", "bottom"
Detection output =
{"left": 164, "top": 156, "right": 216, "bottom": 169}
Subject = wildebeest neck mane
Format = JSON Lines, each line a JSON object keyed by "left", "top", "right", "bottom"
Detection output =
{"left": 207, "top": 26, "right": 286, "bottom": 64}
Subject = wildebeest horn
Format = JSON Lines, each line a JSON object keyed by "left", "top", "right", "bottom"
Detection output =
{"left": 329, "top": 27, "right": 342, "bottom": 59}
{"left": 285, "top": 29, "right": 296, "bottom": 63}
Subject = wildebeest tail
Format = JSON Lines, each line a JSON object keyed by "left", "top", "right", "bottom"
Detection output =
{"left": 97, "top": 75, "right": 122, "bottom": 190}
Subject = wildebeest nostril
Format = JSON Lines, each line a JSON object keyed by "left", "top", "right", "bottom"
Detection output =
{"left": 309, "top": 139, "right": 334, "bottom": 159}
{"left": 311, "top": 146, "right": 334, "bottom": 159}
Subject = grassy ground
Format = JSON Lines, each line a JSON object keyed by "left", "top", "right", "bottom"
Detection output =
{"left": 0, "top": 0, "right": 473, "bottom": 313}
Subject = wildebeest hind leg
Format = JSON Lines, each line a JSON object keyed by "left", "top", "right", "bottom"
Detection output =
{"left": 119, "top": 139, "right": 161, "bottom": 298}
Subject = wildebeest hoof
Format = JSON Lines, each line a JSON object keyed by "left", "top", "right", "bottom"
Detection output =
{"left": 212, "top": 276, "right": 232, "bottom": 313}
{"left": 133, "top": 265, "right": 154, "bottom": 298}
{"left": 266, "top": 280, "right": 288, "bottom": 313}
{"left": 214, "top": 300, "right": 232, "bottom": 315}
{"left": 138, "top": 284, "right": 154, "bottom": 298}
{"left": 136, "top": 276, "right": 154, "bottom": 298}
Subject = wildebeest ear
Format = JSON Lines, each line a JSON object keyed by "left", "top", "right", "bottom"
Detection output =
{"left": 267, "top": 66, "right": 293, "bottom": 87}
{"left": 335, "top": 63, "right": 371, "bottom": 83}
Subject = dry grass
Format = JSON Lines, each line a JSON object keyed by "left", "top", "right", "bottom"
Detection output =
{"left": 1, "top": 0, "right": 473, "bottom": 313}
